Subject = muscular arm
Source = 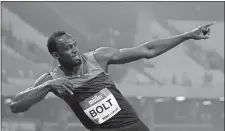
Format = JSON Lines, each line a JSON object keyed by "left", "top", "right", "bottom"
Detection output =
{"left": 10, "top": 73, "right": 53, "bottom": 113}
{"left": 94, "top": 33, "right": 190, "bottom": 65}
{"left": 95, "top": 22, "right": 215, "bottom": 65}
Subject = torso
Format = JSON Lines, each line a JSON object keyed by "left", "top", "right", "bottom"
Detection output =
{"left": 50, "top": 51, "right": 140, "bottom": 130}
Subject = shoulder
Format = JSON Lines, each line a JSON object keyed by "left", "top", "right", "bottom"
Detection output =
{"left": 94, "top": 47, "right": 119, "bottom": 55}
{"left": 92, "top": 47, "right": 119, "bottom": 62}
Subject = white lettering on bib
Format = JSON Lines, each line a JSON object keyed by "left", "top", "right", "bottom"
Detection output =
{"left": 79, "top": 88, "right": 121, "bottom": 124}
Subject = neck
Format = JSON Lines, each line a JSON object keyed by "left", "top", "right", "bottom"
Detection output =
{"left": 59, "top": 62, "right": 82, "bottom": 76}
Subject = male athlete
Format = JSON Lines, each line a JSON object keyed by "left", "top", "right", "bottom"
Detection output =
{"left": 10, "top": 22, "right": 215, "bottom": 131}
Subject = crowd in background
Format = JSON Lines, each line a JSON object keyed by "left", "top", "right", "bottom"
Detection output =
{"left": 1, "top": 2, "right": 224, "bottom": 131}
{"left": 2, "top": 96, "right": 224, "bottom": 131}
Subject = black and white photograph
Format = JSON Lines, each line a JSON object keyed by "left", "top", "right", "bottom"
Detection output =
{"left": 1, "top": 1, "right": 224, "bottom": 131}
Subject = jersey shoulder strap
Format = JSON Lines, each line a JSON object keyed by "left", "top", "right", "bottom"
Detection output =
{"left": 83, "top": 51, "right": 105, "bottom": 72}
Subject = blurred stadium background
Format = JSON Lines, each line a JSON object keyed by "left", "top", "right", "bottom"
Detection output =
{"left": 1, "top": 2, "right": 224, "bottom": 131}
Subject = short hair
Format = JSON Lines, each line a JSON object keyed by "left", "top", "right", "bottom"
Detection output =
{"left": 47, "top": 31, "right": 67, "bottom": 53}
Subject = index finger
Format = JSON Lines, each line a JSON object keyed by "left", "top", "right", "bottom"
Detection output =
{"left": 203, "top": 21, "right": 216, "bottom": 28}
{"left": 62, "top": 85, "right": 74, "bottom": 95}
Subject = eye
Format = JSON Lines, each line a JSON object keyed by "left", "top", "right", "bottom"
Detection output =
{"left": 66, "top": 45, "right": 73, "bottom": 50}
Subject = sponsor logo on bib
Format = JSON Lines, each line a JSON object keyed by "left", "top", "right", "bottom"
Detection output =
{"left": 79, "top": 88, "right": 121, "bottom": 124}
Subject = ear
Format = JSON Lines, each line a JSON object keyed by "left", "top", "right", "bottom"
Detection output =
{"left": 51, "top": 52, "right": 59, "bottom": 59}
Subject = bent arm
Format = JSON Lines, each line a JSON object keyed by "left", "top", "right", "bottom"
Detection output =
{"left": 94, "top": 33, "right": 190, "bottom": 65}
{"left": 10, "top": 73, "right": 53, "bottom": 113}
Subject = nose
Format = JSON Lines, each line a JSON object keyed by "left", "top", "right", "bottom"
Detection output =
{"left": 71, "top": 46, "right": 78, "bottom": 54}
{"left": 71, "top": 48, "right": 77, "bottom": 53}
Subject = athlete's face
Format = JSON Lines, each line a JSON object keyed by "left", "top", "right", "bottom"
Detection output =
{"left": 54, "top": 34, "right": 82, "bottom": 66}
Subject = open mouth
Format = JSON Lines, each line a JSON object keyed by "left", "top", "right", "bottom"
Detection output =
{"left": 72, "top": 51, "right": 80, "bottom": 59}
{"left": 72, "top": 54, "right": 80, "bottom": 59}
{"left": 73, "top": 55, "right": 80, "bottom": 59}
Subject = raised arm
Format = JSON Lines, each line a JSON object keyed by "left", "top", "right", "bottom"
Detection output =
{"left": 10, "top": 73, "right": 53, "bottom": 113}
{"left": 94, "top": 22, "right": 215, "bottom": 65}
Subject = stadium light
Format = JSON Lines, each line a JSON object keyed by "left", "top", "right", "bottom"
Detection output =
{"left": 202, "top": 100, "right": 212, "bottom": 105}
{"left": 219, "top": 97, "right": 224, "bottom": 102}
{"left": 137, "top": 96, "right": 143, "bottom": 100}
{"left": 175, "top": 96, "right": 186, "bottom": 102}
{"left": 4, "top": 98, "right": 12, "bottom": 104}
{"left": 154, "top": 98, "right": 164, "bottom": 103}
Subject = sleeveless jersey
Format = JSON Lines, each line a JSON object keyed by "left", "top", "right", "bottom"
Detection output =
{"left": 50, "top": 51, "right": 140, "bottom": 130}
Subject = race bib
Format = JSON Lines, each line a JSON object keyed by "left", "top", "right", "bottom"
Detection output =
{"left": 79, "top": 88, "right": 121, "bottom": 124}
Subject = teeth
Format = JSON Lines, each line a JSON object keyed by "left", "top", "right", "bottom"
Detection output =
{"left": 75, "top": 55, "right": 79, "bottom": 59}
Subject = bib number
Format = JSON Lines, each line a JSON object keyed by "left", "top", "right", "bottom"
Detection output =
{"left": 79, "top": 88, "right": 121, "bottom": 124}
